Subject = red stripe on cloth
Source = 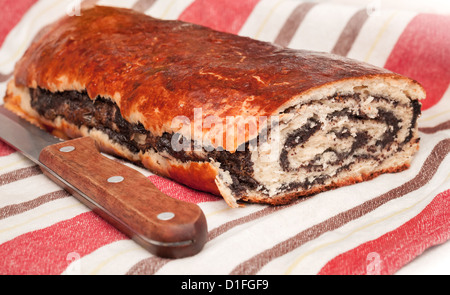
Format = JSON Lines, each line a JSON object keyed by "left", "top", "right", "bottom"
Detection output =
{"left": 0, "top": 0, "right": 38, "bottom": 47}
{"left": 148, "top": 175, "right": 221, "bottom": 204}
{"left": 0, "top": 212, "right": 127, "bottom": 274}
{"left": 318, "top": 189, "right": 450, "bottom": 275}
{"left": 178, "top": 0, "right": 261, "bottom": 34}
{"left": 0, "top": 139, "right": 16, "bottom": 157}
{"left": 384, "top": 14, "right": 450, "bottom": 110}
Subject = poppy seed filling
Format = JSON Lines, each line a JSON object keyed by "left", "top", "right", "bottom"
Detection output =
{"left": 29, "top": 87, "right": 420, "bottom": 198}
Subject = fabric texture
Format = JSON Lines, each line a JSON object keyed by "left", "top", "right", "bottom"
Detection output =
{"left": 0, "top": 0, "right": 449, "bottom": 275}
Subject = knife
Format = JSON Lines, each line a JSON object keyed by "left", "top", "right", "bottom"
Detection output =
{"left": 0, "top": 106, "right": 207, "bottom": 259}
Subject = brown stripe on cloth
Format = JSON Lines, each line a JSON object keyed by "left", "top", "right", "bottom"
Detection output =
{"left": 0, "top": 165, "right": 41, "bottom": 186}
{"left": 331, "top": 9, "right": 370, "bottom": 56}
{"left": 131, "top": 0, "right": 157, "bottom": 12}
{"left": 0, "top": 190, "right": 70, "bottom": 220}
{"left": 126, "top": 197, "right": 312, "bottom": 274}
{"left": 419, "top": 119, "right": 450, "bottom": 134}
{"left": 273, "top": 2, "right": 317, "bottom": 47}
{"left": 230, "top": 138, "right": 450, "bottom": 275}
{"left": 126, "top": 256, "right": 169, "bottom": 275}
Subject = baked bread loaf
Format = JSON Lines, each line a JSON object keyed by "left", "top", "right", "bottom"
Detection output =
{"left": 3, "top": 6, "right": 424, "bottom": 207}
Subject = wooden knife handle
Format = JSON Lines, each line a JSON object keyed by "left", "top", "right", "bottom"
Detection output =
{"left": 38, "top": 136, "right": 207, "bottom": 259}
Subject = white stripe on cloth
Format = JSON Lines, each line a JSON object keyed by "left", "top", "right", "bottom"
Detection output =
{"left": 288, "top": 3, "right": 359, "bottom": 52}
{"left": 0, "top": 198, "right": 88, "bottom": 244}
{"left": 0, "top": 153, "right": 34, "bottom": 175}
{"left": 0, "top": 174, "right": 62, "bottom": 208}
{"left": 146, "top": 0, "right": 195, "bottom": 20}
{"left": 199, "top": 201, "right": 267, "bottom": 232}
{"left": 347, "top": 9, "right": 417, "bottom": 67}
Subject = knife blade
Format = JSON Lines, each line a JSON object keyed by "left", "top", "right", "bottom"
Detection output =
{"left": 0, "top": 106, "right": 207, "bottom": 259}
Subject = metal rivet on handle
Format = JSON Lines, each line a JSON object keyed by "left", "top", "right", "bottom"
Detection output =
{"left": 107, "top": 176, "right": 124, "bottom": 183}
{"left": 59, "top": 146, "right": 75, "bottom": 152}
{"left": 157, "top": 212, "right": 175, "bottom": 221}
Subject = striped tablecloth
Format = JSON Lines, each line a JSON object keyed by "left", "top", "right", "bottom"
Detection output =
{"left": 0, "top": 0, "right": 449, "bottom": 275}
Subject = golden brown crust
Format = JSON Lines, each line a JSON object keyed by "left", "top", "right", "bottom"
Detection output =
{"left": 167, "top": 162, "right": 220, "bottom": 195}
